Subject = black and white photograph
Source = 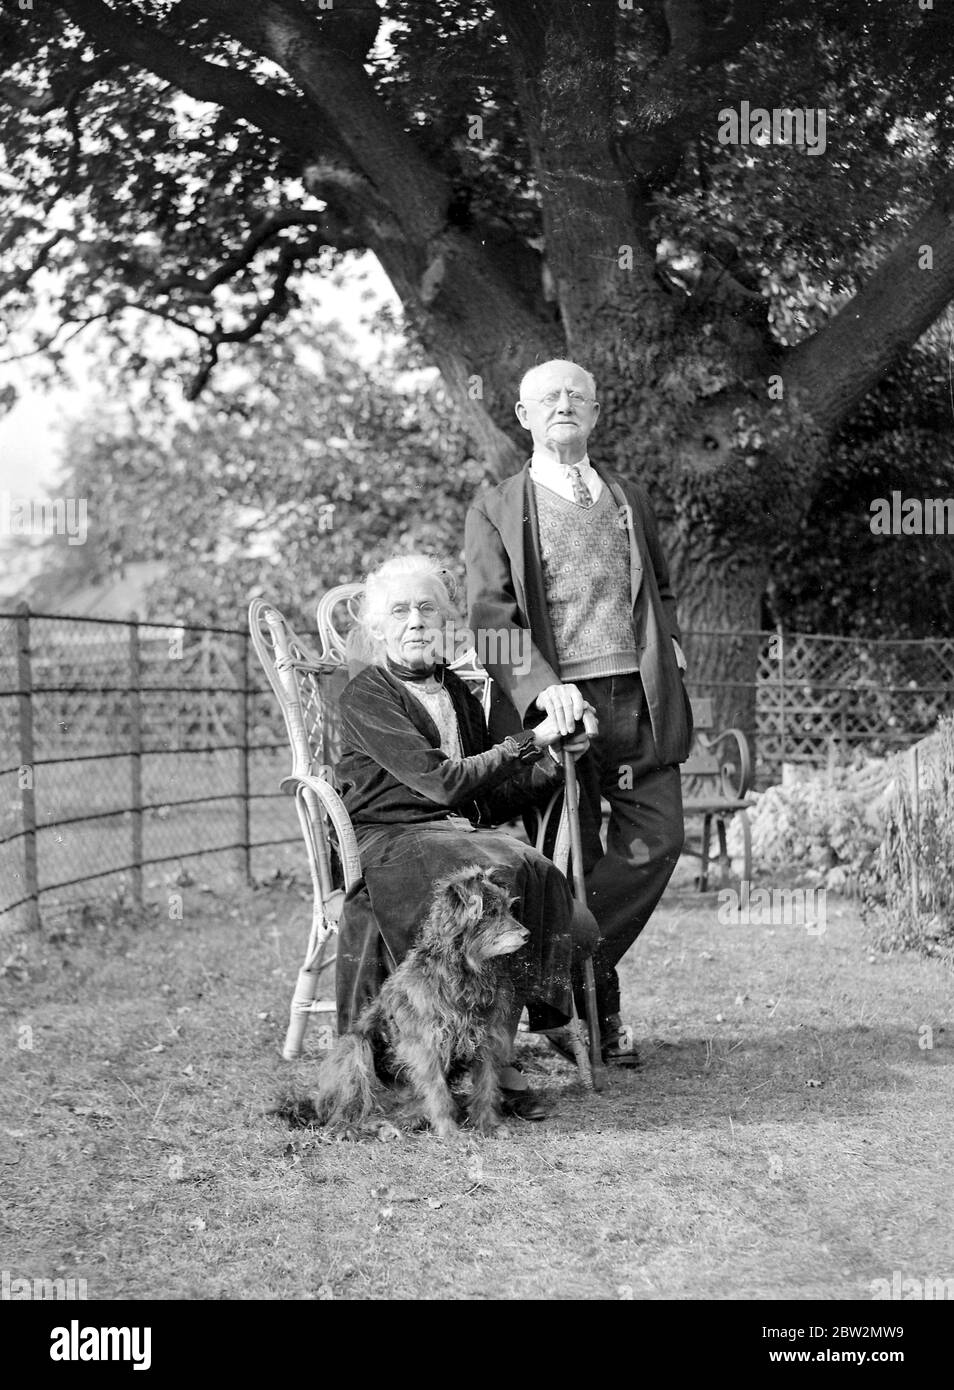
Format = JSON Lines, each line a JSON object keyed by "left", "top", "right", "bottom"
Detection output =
{"left": 1, "top": 0, "right": 952, "bottom": 1335}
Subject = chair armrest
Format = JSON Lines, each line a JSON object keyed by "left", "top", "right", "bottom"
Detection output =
{"left": 704, "top": 727, "right": 753, "bottom": 800}
{"left": 279, "top": 772, "right": 362, "bottom": 890}
{"left": 449, "top": 645, "right": 493, "bottom": 719}
{"left": 531, "top": 785, "right": 568, "bottom": 867}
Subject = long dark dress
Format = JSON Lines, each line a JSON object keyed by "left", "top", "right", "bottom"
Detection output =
{"left": 333, "top": 664, "right": 578, "bottom": 1033}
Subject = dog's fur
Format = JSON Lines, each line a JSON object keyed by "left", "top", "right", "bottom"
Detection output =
{"left": 313, "top": 866, "right": 527, "bottom": 1139}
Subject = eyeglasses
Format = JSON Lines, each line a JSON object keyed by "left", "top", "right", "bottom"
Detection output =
{"left": 523, "top": 390, "right": 595, "bottom": 408}
{"left": 389, "top": 601, "right": 440, "bottom": 619}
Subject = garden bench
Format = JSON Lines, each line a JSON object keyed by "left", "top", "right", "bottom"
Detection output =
{"left": 249, "top": 589, "right": 597, "bottom": 1081}
{"left": 681, "top": 696, "right": 754, "bottom": 891}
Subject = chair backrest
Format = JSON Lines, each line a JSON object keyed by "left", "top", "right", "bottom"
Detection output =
{"left": 682, "top": 697, "right": 721, "bottom": 778}
{"left": 315, "top": 582, "right": 364, "bottom": 666}
{"left": 682, "top": 695, "right": 753, "bottom": 800}
{"left": 249, "top": 598, "right": 343, "bottom": 780}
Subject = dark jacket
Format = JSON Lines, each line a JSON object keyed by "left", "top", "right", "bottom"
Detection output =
{"left": 333, "top": 663, "right": 572, "bottom": 1033}
{"left": 465, "top": 460, "right": 693, "bottom": 766}
{"left": 336, "top": 663, "right": 561, "bottom": 828}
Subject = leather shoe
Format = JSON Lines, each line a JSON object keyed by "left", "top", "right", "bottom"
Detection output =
{"left": 500, "top": 1088, "right": 549, "bottom": 1121}
{"left": 602, "top": 1042, "right": 641, "bottom": 1067}
{"left": 601, "top": 1013, "right": 641, "bottom": 1067}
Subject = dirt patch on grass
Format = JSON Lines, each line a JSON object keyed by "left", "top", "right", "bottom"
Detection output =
{"left": 1, "top": 875, "right": 951, "bottom": 1299}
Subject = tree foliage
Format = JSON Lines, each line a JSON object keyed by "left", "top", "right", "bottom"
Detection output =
{"left": 769, "top": 322, "right": 954, "bottom": 640}
{"left": 23, "top": 322, "right": 484, "bottom": 629}
{"left": 3, "top": 0, "right": 954, "bottom": 686}
{"left": 20, "top": 307, "right": 953, "bottom": 644}
{"left": 2, "top": 3, "right": 953, "bottom": 438}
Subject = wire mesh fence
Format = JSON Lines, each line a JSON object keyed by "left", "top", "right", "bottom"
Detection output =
{"left": 2, "top": 607, "right": 951, "bottom": 931}
{"left": 0, "top": 605, "right": 299, "bottom": 930}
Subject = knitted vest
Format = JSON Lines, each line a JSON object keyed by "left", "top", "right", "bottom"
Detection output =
{"left": 534, "top": 482, "right": 639, "bottom": 681}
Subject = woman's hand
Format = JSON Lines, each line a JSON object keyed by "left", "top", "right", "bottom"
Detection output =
{"left": 560, "top": 727, "right": 592, "bottom": 761}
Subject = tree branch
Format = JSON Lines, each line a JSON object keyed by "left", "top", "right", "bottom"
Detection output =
{"left": 0, "top": 90, "right": 86, "bottom": 296}
{"left": 785, "top": 172, "right": 954, "bottom": 436}
{"left": 617, "top": 0, "right": 769, "bottom": 190}
{"left": 56, "top": 0, "right": 341, "bottom": 165}
{"left": 0, "top": 222, "right": 333, "bottom": 396}
{"left": 184, "top": 227, "right": 329, "bottom": 397}
{"left": 151, "top": 208, "right": 362, "bottom": 299}
{"left": 0, "top": 312, "right": 111, "bottom": 364}
{"left": 0, "top": 53, "right": 118, "bottom": 114}
{"left": 175, "top": 0, "right": 381, "bottom": 64}
{"left": 495, "top": 0, "right": 661, "bottom": 322}
{"left": 661, "top": 0, "right": 706, "bottom": 66}
{"left": 187, "top": 0, "right": 449, "bottom": 241}
{"left": 53, "top": 0, "right": 388, "bottom": 274}
{"left": 44, "top": 89, "right": 84, "bottom": 211}
{"left": 489, "top": 0, "right": 547, "bottom": 158}
{"left": 701, "top": 0, "right": 769, "bottom": 67}
{"left": 29, "top": 0, "right": 548, "bottom": 471}
{"left": 0, "top": 230, "right": 67, "bottom": 297}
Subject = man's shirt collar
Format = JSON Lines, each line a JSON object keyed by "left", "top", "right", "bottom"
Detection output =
{"left": 529, "top": 451, "right": 602, "bottom": 501}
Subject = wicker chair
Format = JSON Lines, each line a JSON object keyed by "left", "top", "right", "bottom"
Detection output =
{"left": 249, "top": 597, "right": 363, "bottom": 1059}
{"left": 251, "top": 587, "right": 587, "bottom": 1069}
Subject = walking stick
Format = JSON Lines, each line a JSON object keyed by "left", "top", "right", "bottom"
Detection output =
{"left": 562, "top": 748, "right": 607, "bottom": 1092}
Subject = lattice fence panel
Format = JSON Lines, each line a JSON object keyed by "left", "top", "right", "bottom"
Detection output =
{"left": 757, "top": 632, "right": 954, "bottom": 779}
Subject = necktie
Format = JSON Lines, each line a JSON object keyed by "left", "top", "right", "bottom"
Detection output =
{"left": 569, "top": 464, "right": 592, "bottom": 508}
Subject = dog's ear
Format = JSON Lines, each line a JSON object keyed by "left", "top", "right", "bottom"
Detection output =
{"left": 446, "top": 876, "right": 486, "bottom": 928}
{"left": 481, "top": 871, "right": 518, "bottom": 912}
{"left": 477, "top": 875, "right": 516, "bottom": 918}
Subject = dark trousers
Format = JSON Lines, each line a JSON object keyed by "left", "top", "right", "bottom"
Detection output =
{"left": 573, "top": 674, "right": 685, "bottom": 1019}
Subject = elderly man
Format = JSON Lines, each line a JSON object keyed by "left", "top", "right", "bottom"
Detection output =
{"left": 465, "top": 359, "right": 693, "bottom": 1065}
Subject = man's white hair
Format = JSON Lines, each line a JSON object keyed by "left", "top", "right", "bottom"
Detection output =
{"left": 518, "top": 359, "right": 597, "bottom": 401}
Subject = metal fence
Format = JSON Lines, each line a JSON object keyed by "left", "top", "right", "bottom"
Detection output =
{"left": 0, "top": 605, "right": 298, "bottom": 930}
{"left": 2, "top": 608, "right": 952, "bottom": 929}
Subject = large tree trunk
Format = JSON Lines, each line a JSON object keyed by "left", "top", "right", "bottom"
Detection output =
{"left": 671, "top": 547, "right": 767, "bottom": 752}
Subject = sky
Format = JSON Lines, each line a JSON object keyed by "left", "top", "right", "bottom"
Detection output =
{"left": 0, "top": 362, "right": 76, "bottom": 495}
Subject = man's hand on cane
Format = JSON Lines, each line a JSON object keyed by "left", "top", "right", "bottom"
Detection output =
{"left": 532, "top": 689, "right": 598, "bottom": 762}
{"left": 535, "top": 681, "right": 591, "bottom": 736}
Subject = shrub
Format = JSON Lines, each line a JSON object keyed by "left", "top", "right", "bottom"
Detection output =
{"left": 870, "top": 717, "right": 954, "bottom": 957}
{"left": 741, "top": 772, "right": 880, "bottom": 891}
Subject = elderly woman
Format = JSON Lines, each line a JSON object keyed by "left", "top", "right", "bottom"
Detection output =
{"left": 334, "top": 554, "right": 598, "bottom": 1121}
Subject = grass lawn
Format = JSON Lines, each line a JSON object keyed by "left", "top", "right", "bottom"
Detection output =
{"left": 1, "top": 867, "right": 951, "bottom": 1301}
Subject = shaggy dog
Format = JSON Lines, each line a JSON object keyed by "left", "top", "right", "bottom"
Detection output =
{"left": 313, "top": 866, "right": 528, "bottom": 1139}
